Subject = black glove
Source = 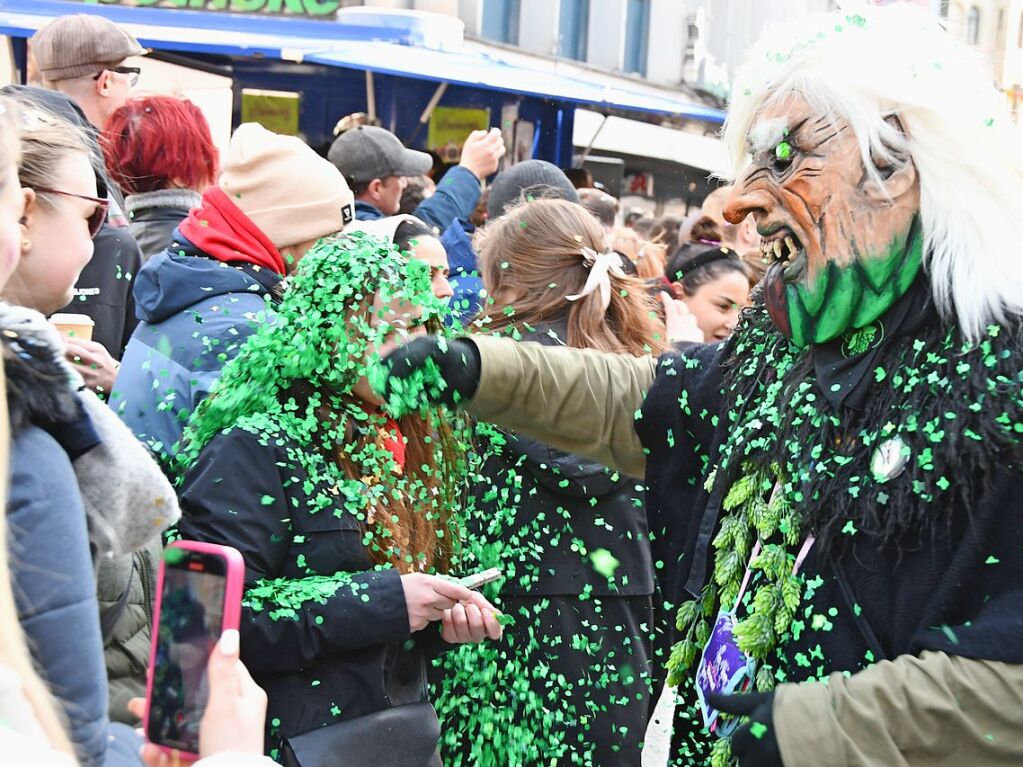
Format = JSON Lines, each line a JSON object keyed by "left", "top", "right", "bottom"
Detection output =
{"left": 376, "top": 335, "right": 481, "bottom": 413}
{"left": 706, "top": 690, "right": 782, "bottom": 767}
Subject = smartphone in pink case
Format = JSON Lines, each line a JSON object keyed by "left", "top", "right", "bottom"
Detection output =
{"left": 143, "top": 541, "right": 245, "bottom": 763}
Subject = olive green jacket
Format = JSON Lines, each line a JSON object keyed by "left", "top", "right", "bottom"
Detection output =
{"left": 466, "top": 335, "right": 1023, "bottom": 767}
{"left": 96, "top": 535, "right": 162, "bottom": 724}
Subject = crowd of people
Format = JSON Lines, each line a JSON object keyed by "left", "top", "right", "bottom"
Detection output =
{"left": 0, "top": 5, "right": 1020, "bottom": 767}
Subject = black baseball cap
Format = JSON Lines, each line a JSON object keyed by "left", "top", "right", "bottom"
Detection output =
{"left": 327, "top": 125, "right": 432, "bottom": 183}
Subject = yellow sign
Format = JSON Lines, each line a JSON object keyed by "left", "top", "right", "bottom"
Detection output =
{"left": 241, "top": 90, "right": 300, "bottom": 136}
{"left": 428, "top": 106, "right": 491, "bottom": 163}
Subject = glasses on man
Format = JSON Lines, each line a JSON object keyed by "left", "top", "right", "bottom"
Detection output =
{"left": 93, "top": 66, "right": 140, "bottom": 88}
{"left": 33, "top": 188, "right": 109, "bottom": 238}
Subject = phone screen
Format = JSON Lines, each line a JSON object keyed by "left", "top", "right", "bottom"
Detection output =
{"left": 147, "top": 548, "right": 228, "bottom": 754}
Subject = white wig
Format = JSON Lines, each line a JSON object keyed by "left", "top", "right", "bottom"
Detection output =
{"left": 724, "top": 5, "right": 1023, "bottom": 343}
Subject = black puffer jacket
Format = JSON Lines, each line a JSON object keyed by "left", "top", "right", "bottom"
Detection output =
{"left": 177, "top": 426, "right": 439, "bottom": 753}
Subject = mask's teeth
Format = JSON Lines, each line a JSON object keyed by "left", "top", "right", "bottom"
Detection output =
{"left": 785, "top": 236, "right": 797, "bottom": 260}
{"left": 774, "top": 240, "right": 783, "bottom": 262}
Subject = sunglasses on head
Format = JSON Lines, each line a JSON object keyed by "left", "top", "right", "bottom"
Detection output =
{"left": 33, "top": 188, "right": 109, "bottom": 238}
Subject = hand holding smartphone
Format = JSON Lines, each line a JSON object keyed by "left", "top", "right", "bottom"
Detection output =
{"left": 144, "top": 542, "right": 245, "bottom": 763}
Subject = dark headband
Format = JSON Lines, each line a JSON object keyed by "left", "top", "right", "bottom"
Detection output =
{"left": 669, "top": 242, "right": 742, "bottom": 282}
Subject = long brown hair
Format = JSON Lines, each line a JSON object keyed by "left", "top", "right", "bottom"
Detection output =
{"left": 477, "top": 198, "right": 666, "bottom": 357}
{"left": 297, "top": 312, "right": 462, "bottom": 574}
{"left": 610, "top": 226, "right": 667, "bottom": 281}
{"left": 328, "top": 406, "right": 460, "bottom": 573}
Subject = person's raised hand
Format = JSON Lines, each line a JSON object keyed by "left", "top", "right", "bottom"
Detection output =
{"left": 374, "top": 336, "right": 481, "bottom": 415}
{"left": 65, "top": 338, "right": 119, "bottom": 394}
{"left": 458, "top": 128, "right": 505, "bottom": 181}
{"left": 661, "top": 292, "right": 704, "bottom": 345}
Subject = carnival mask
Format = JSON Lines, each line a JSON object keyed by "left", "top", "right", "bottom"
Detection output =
{"left": 724, "top": 94, "right": 922, "bottom": 347}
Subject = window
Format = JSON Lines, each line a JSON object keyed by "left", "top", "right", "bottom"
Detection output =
{"left": 684, "top": 13, "right": 698, "bottom": 66}
{"left": 481, "top": 0, "right": 521, "bottom": 45}
{"left": 557, "top": 0, "right": 589, "bottom": 61}
{"left": 967, "top": 6, "right": 981, "bottom": 45}
{"left": 623, "top": 0, "right": 650, "bottom": 75}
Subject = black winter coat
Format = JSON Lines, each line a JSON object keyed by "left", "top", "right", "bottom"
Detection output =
{"left": 637, "top": 314, "right": 1023, "bottom": 680}
{"left": 475, "top": 321, "right": 654, "bottom": 597}
{"left": 177, "top": 427, "right": 436, "bottom": 752}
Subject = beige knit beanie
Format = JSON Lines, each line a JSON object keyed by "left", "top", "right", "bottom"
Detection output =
{"left": 219, "top": 123, "right": 355, "bottom": 249}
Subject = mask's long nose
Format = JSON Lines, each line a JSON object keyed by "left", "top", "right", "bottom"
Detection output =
{"left": 723, "top": 168, "right": 772, "bottom": 227}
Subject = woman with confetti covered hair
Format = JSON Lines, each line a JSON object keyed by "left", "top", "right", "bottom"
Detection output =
{"left": 175, "top": 231, "right": 502, "bottom": 766}
{"left": 347, "top": 214, "right": 454, "bottom": 302}
{"left": 433, "top": 197, "right": 666, "bottom": 767}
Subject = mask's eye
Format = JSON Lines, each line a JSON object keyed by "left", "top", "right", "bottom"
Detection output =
{"left": 772, "top": 140, "right": 794, "bottom": 172}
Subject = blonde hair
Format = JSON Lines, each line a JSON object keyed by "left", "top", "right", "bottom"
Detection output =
{"left": 725, "top": 5, "right": 1023, "bottom": 343}
{"left": 610, "top": 226, "right": 667, "bottom": 281}
{"left": 477, "top": 198, "right": 666, "bottom": 357}
{"left": 0, "top": 96, "right": 20, "bottom": 178}
{"left": 15, "top": 103, "right": 91, "bottom": 209}
{"left": 0, "top": 366, "right": 76, "bottom": 757}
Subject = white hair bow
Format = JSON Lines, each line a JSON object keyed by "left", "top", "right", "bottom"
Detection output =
{"left": 566, "top": 247, "right": 626, "bottom": 311}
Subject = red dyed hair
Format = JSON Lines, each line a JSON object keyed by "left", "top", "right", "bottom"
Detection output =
{"left": 102, "top": 96, "right": 219, "bottom": 195}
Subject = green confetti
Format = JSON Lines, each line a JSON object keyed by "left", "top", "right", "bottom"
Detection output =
{"left": 589, "top": 548, "right": 620, "bottom": 578}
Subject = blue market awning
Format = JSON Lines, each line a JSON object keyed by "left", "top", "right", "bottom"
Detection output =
{"left": 0, "top": 0, "right": 724, "bottom": 123}
{"left": 303, "top": 44, "right": 724, "bottom": 122}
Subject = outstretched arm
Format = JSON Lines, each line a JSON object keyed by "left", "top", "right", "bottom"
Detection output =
{"left": 773, "top": 651, "right": 1023, "bottom": 767}
{"left": 468, "top": 336, "right": 654, "bottom": 477}
{"left": 378, "top": 335, "right": 655, "bottom": 477}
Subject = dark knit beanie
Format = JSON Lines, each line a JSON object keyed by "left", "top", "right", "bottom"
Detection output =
{"left": 486, "top": 160, "right": 581, "bottom": 220}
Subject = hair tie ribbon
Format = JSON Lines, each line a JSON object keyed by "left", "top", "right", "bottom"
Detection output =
{"left": 566, "top": 247, "right": 625, "bottom": 310}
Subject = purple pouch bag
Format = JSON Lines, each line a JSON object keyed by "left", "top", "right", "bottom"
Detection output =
{"left": 695, "top": 536, "right": 815, "bottom": 738}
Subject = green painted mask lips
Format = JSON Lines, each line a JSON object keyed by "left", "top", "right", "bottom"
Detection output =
{"left": 766, "top": 216, "right": 923, "bottom": 347}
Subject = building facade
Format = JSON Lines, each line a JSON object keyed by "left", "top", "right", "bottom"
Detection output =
{"left": 348, "top": 0, "right": 837, "bottom": 94}
{"left": 941, "top": 0, "right": 1023, "bottom": 124}
{"left": 345, "top": 0, "right": 846, "bottom": 213}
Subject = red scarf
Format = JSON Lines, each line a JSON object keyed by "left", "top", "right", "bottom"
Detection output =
{"left": 357, "top": 405, "right": 407, "bottom": 473}
{"left": 379, "top": 416, "right": 406, "bottom": 472}
{"left": 177, "top": 186, "right": 287, "bottom": 275}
